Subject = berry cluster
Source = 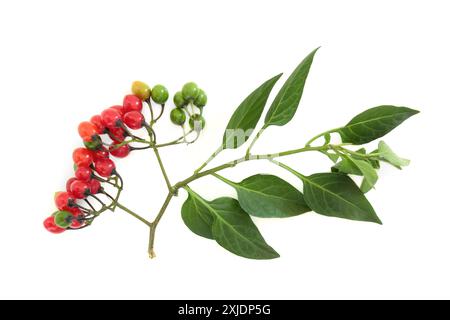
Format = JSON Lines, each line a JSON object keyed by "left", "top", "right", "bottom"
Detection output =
{"left": 44, "top": 81, "right": 207, "bottom": 234}
{"left": 171, "top": 82, "right": 207, "bottom": 132}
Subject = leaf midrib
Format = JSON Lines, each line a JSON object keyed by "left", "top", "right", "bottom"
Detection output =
{"left": 190, "top": 192, "right": 271, "bottom": 252}
{"left": 342, "top": 111, "right": 412, "bottom": 132}
{"left": 302, "top": 175, "right": 368, "bottom": 213}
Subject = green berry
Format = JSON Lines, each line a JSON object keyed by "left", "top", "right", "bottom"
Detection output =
{"left": 173, "top": 91, "right": 186, "bottom": 108}
{"left": 132, "top": 81, "right": 151, "bottom": 100}
{"left": 182, "top": 82, "right": 199, "bottom": 101}
{"left": 189, "top": 114, "right": 205, "bottom": 131}
{"left": 170, "top": 108, "right": 186, "bottom": 126}
{"left": 151, "top": 85, "right": 169, "bottom": 104}
{"left": 54, "top": 210, "right": 73, "bottom": 229}
{"left": 194, "top": 89, "right": 207, "bottom": 107}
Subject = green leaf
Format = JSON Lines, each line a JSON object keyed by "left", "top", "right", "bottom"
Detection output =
{"left": 214, "top": 174, "right": 310, "bottom": 218}
{"left": 333, "top": 154, "right": 378, "bottom": 193}
{"left": 222, "top": 74, "right": 282, "bottom": 149}
{"left": 320, "top": 150, "right": 340, "bottom": 163}
{"left": 184, "top": 188, "right": 279, "bottom": 260}
{"left": 181, "top": 192, "right": 214, "bottom": 239}
{"left": 337, "top": 106, "right": 419, "bottom": 144}
{"left": 264, "top": 48, "right": 319, "bottom": 127}
{"left": 378, "top": 141, "right": 410, "bottom": 168}
{"left": 332, "top": 158, "right": 363, "bottom": 175}
{"left": 300, "top": 172, "right": 382, "bottom": 224}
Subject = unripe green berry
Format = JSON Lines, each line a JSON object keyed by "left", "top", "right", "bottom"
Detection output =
{"left": 54, "top": 211, "right": 73, "bottom": 229}
{"left": 173, "top": 91, "right": 186, "bottom": 108}
{"left": 182, "top": 82, "right": 199, "bottom": 101}
{"left": 132, "top": 81, "right": 151, "bottom": 100}
{"left": 194, "top": 89, "right": 207, "bottom": 107}
{"left": 189, "top": 114, "right": 205, "bottom": 131}
{"left": 151, "top": 84, "right": 169, "bottom": 104}
{"left": 170, "top": 108, "right": 186, "bottom": 126}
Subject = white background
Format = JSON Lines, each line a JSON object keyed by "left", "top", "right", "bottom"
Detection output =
{"left": 0, "top": 0, "right": 448, "bottom": 299}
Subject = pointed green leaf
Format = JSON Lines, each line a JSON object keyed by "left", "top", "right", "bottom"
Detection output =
{"left": 378, "top": 141, "right": 410, "bottom": 168}
{"left": 215, "top": 174, "right": 310, "bottom": 218}
{"left": 264, "top": 48, "right": 319, "bottom": 127}
{"left": 181, "top": 192, "right": 214, "bottom": 239}
{"left": 222, "top": 74, "right": 282, "bottom": 149}
{"left": 338, "top": 106, "right": 419, "bottom": 144}
{"left": 184, "top": 188, "right": 279, "bottom": 260}
{"left": 321, "top": 150, "right": 340, "bottom": 163}
{"left": 300, "top": 173, "right": 382, "bottom": 224}
{"left": 333, "top": 154, "right": 378, "bottom": 193}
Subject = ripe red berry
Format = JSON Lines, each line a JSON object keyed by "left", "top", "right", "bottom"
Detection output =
{"left": 43, "top": 216, "right": 66, "bottom": 234}
{"left": 70, "top": 208, "right": 85, "bottom": 229}
{"left": 109, "top": 143, "right": 131, "bottom": 158}
{"left": 111, "top": 105, "right": 124, "bottom": 116}
{"left": 72, "top": 148, "right": 94, "bottom": 167}
{"left": 93, "top": 146, "right": 109, "bottom": 160}
{"left": 66, "top": 177, "right": 77, "bottom": 192}
{"left": 75, "top": 166, "right": 92, "bottom": 182}
{"left": 54, "top": 191, "right": 75, "bottom": 211}
{"left": 70, "top": 180, "right": 91, "bottom": 199}
{"left": 89, "top": 179, "right": 101, "bottom": 194}
{"left": 123, "top": 111, "right": 145, "bottom": 129}
{"left": 101, "top": 108, "right": 122, "bottom": 128}
{"left": 123, "top": 95, "right": 143, "bottom": 113}
{"left": 108, "top": 127, "right": 127, "bottom": 142}
{"left": 90, "top": 115, "right": 106, "bottom": 133}
{"left": 94, "top": 158, "right": 116, "bottom": 177}
{"left": 78, "top": 121, "right": 100, "bottom": 142}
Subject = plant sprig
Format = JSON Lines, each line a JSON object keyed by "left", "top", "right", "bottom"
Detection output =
{"left": 47, "top": 48, "right": 419, "bottom": 260}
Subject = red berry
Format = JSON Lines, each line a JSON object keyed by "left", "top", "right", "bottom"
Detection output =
{"left": 101, "top": 108, "right": 122, "bottom": 128}
{"left": 43, "top": 216, "right": 65, "bottom": 234}
{"left": 72, "top": 148, "right": 94, "bottom": 167}
{"left": 123, "top": 111, "right": 145, "bottom": 129}
{"left": 90, "top": 115, "right": 106, "bottom": 133}
{"left": 70, "top": 180, "right": 91, "bottom": 199}
{"left": 111, "top": 105, "right": 124, "bottom": 116}
{"left": 78, "top": 121, "right": 100, "bottom": 141}
{"left": 94, "top": 158, "right": 116, "bottom": 177}
{"left": 70, "top": 208, "right": 85, "bottom": 229}
{"left": 123, "top": 95, "right": 143, "bottom": 113}
{"left": 75, "top": 166, "right": 92, "bottom": 182}
{"left": 89, "top": 179, "right": 101, "bottom": 194}
{"left": 108, "top": 127, "right": 126, "bottom": 142}
{"left": 93, "top": 146, "right": 109, "bottom": 160}
{"left": 54, "top": 191, "right": 75, "bottom": 211}
{"left": 66, "top": 177, "right": 77, "bottom": 192}
{"left": 109, "top": 143, "right": 131, "bottom": 158}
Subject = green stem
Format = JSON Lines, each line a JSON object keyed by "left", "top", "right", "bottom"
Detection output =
{"left": 115, "top": 202, "right": 152, "bottom": 227}
{"left": 337, "top": 146, "right": 381, "bottom": 158}
{"left": 148, "top": 192, "right": 174, "bottom": 258}
{"left": 305, "top": 127, "right": 341, "bottom": 146}
{"left": 152, "top": 146, "right": 172, "bottom": 192}
{"left": 194, "top": 145, "right": 224, "bottom": 174}
{"left": 268, "top": 159, "right": 305, "bottom": 179}
{"left": 246, "top": 127, "right": 265, "bottom": 156}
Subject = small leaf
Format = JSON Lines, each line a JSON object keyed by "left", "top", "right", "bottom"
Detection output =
{"left": 222, "top": 74, "right": 282, "bottom": 149}
{"left": 264, "top": 48, "right": 319, "bottom": 127}
{"left": 378, "top": 141, "right": 410, "bottom": 168}
{"left": 184, "top": 188, "right": 279, "bottom": 260}
{"left": 300, "top": 172, "right": 382, "bottom": 224}
{"left": 181, "top": 192, "right": 214, "bottom": 239}
{"left": 338, "top": 106, "right": 419, "bottom": 144}
{"left": 320, "top": 150, "right": 340, "bottom": 163}
{"left": 333, "top": 154, "right": 378, "bottom": 193}
{"left": 332, "top": 158, "right": 363, "bottom": 175}
{"left": 323, "top": 133, "right": 331, "bottom": 145}
{"left": 215, "top": 174, "right": 310, "bottom": 218}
